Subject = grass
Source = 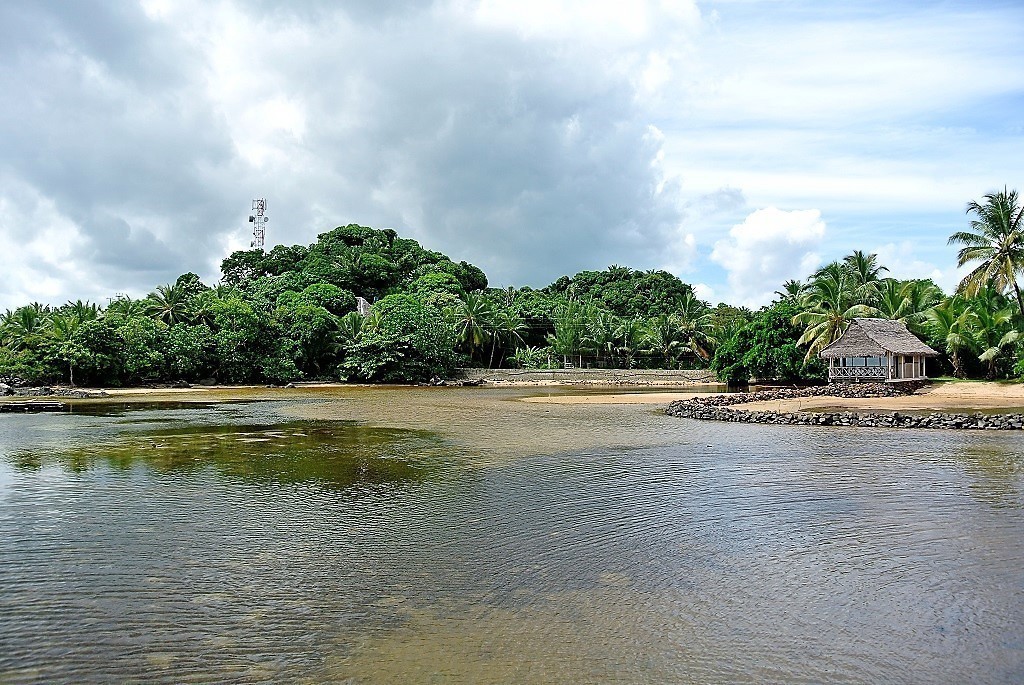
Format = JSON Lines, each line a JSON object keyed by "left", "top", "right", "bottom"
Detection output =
{"left": 931, "top": 376, "right": 1023, "bottom": 385}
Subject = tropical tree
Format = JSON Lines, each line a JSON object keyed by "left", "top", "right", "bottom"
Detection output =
{"left": 488, "top": 308, "right": 526, "bottom": 368}
{"left": 510, "top": 345, "right": 547, "bottom": 369}
{"left": 925, "top": 297, "right": 974, "bottom": 378}
{"left": 107, "top": 295, "right": 146, "bottom": 318}
{"left": 584, "top": 309, "right": 619, "bottom": 367}
{"left": 674, "top": 292, "right": 718, "bottom": 363}
{"left": 614, "top": 317, "right": 646, "bottom": 369}
{"left": 843, "top": 249, "right": 888, "bottom": 299}
{"left": 337, "top": 311, "right": 365, "bottom": 347}
{"left": 793, "top": 262, "right": 877, "bottom": 360}
{"left": 644, "top": 315, "right": 682, "bottom": 367}
{"left": 874, "top": 279, "right": 943, "bottom": 334}
{"left": 966, "top": 285, "right": 1019, "bottom": 379}
{"left": 1, "top": 305, "right": 51, "bottom": 351}
{"left": 949, "top": 187, "right": 1024, "bottom": 317}
{"left": 774, "top": 279, "right": 806, "bottom": 303}
{"left": 145, "top": 284, "right": 191, "bottom": 326}
{"left": 452, "top": 291, "right": 495, "bottom": 363}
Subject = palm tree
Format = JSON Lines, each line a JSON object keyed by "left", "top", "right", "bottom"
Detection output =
{"left": 584, "top": 309, "right": 619, "bottom": 367}
{"left": 842, "top": 250, "right": 888, "bottom": 297}
{"left": 949, "top": 187, "right": 1024, "bottom": 317}
{"left": 1, "top": 305, "right": 51, "bottom": 351}
{"left": 107, "top": 295, "right": 145, "bottom": 318}
{"left": 774, "top": 279, "right": 806, "bottom": 303}
{"left": 674, "top": 292, "right": 718, "bottom": 362}
{"left": 547, "top": 300, "right": 587, "bottom": 367}
{"left": 614, "top": 317, "right": 646, "bottom": 369}
{"left": 65, "top": 300, "right": 100, "bottom": 323}
{"left": 488, "top": 308, "right": 526, "bottom": 368}
{"left": 874, "top": 278, "right": 942, "bottom": 335}
{"left": 925, "top": 297, "right": 974, "bottom": 378}
{"left": 644, "top": 315, "right": 681, "bottom": 367}
{"left": 145, "top": 284, "right": 190, "bottom": 326}
{"left": 793, "top": 262, "right": 877, "bottom": 361}
{"left": 337, "top": 311, "right": 365, "bottom": 346}
{"left": 452, "top": 291, "right": 495, "bottom": 363}
{"left": 967, "top": 284, "right": 1018, "bottom": 378}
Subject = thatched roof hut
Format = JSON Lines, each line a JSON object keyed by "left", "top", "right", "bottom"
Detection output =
{"left": 820, "top": 318, "right": 939, "bottom": 382}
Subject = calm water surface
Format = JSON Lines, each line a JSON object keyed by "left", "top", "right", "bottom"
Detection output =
{"left": 1, "top": 387, "right": 1022, "bottom": 684}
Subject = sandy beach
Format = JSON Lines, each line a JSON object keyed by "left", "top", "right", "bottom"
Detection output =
{"left": 522, "top": 381, "right": 1024, "bottom": 412}
{"left": 6, "top": 379, "right": 1023, "bottom": 413}
{"left": 733, "top": 381, "right": 1024, "bottom": 413}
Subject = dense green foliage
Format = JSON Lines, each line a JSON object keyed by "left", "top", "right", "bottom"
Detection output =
{"left": 2, "top": 189, "right": 1023, "bottom": 385}
{"left": 712, "top": 301, "right": 826, "bottom": 383}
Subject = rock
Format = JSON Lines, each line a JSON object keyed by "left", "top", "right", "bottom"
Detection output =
{"left": 665, "top": 383, "right": 1024, "bottom": 432}
{"left": 198, "top": 378, "right": 217, "bottom": 386}
{"left": 0, "top": 383, "right": 12, "bottom": 396}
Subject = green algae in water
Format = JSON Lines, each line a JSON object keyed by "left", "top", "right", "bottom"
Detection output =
{"left": 8, "top": 419, "right": 450, "bottom": 491}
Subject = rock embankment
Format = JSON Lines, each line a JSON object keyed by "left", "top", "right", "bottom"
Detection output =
{"left": 666, "top": 382, "right": 1023, "bottom": 431}
{"left": 1, "top": 378, "right": 108, "bottom": 399}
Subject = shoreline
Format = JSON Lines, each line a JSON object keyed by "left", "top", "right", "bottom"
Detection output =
{"left": 2, "top": 379, "right": 1023, "bottom": 414}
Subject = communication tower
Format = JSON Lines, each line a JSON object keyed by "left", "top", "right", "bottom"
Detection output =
{"left": 248, "top": 198, "right": 268, "bottom": 250}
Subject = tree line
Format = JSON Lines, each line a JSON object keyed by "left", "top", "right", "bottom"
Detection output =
{"left": 1, "top": 189, "right": 1022, "bottom": 386}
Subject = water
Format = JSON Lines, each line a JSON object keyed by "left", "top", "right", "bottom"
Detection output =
{"left": 1, "top": 387, "right": 1022, "bottom": 683}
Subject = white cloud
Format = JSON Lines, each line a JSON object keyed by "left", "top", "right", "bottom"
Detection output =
{"left": 692, "top": 282, "right": 715, "bottom": 302}
{"left": 711, "top": 207, "right": 825, "bottom": 307}
{"left": 0, "top": 177, "right": 98, "bottom": 307}
{"left": 872, "top": 241, "right": 965, "bottom": 296}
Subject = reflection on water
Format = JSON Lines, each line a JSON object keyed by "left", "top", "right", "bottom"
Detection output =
{"left": 8, "top": 420, "right": 442, "bottom": 491}
{"left": 1, "top": 388, "right": 1023, "bottom": 684}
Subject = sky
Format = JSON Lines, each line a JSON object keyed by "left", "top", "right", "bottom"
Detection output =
{"left": 1, "top": 0, "right": 1022, "bottom": 311}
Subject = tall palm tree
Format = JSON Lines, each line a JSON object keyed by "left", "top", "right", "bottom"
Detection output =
{"left": 145, "top": 284, "right": 190, "bottom": 326}
{"left": 547, "top": 300, "right": 587, "bottom": 366}
{"left": 614, "top": 317, "right": 646, "bottom": 369}
{"left": 949, "top": 187, "right": 1024, "bottom": 317}
{"left": 488, "top": 308, "right": 526, "bottom": 368}
{"left": 793, "top": 262, "right": 877, "bottom": 361}
{"left": 584, "top": 309, "right": 619, "bottom": 367}
{"left": 452, "top": 291, "right": 495, "bottom": 363}
{"left": 674, "top": 292, "right": 718, "bottom": 362}
{"left": 843, "top": 250, "right": 888, "bottom": 290}
{"left": 644, "top": 315, "right": 681, "bottom": 368}
{"left": 774, "top": 279, "right": 806, "bottom": 303}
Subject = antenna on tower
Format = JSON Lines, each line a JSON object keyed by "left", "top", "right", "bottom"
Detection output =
{"left": 248, "top": 198, "right": 268, "bottom": 251}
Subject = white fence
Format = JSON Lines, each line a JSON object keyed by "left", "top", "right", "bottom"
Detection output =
{"left": 829, "top": 366, "right": 887, "bottom": 380}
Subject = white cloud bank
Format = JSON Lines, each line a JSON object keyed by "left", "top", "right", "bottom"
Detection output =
{"left": 711, "top": 207, "right": 825, "bottom": 308}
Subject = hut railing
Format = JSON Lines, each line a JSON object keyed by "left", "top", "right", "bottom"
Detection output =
{"left": 829, "top": 366, "right": 887, "bottom": 380}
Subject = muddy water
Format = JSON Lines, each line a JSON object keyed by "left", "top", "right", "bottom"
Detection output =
{"left": 1, "top": 386, "right": 1022, "bottom": 684}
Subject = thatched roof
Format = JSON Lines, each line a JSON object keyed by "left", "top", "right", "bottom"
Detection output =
{"left": 820, "top": 318, "right": 939, "bottom": 358}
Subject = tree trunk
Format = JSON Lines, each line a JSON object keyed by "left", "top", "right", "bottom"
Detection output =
{"left": 488, "top": 336, "right": 498, "bottom": 369}
{"left": 1013, "top": 280, "right": 1024, "bottom": 321}
{"left": 952, "top": 350, "right": 964, "bottom": 379}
